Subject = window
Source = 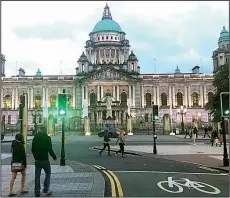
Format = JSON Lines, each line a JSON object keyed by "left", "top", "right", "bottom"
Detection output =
{"left": 34, "top": 94, "right": 42, "bottom": 109}
{"left": 192, "top": 92, "right": 199, "bottom": 106}
{"left": 49, "top": 94, "right": 56, "bottom": 108}
{"left": 67, "top": 94, "right": 72, "bottom": 108}
{"left": 90, "top": 93, "right": 96, "bottom": 106}
{"left": 8, "top": 115, "right": 11, "bottom": 124}
{"left": 227, "top": 44, "right": 229, "bottom": 49}
{"left": 208, "top": 92, "right": 214, "bottom": 103}
{"left": 145, "top": 113, "right": 148, "bottom": 122}
{"left": 82, "top": 64, "right": 85, "bottom": 72}
{"left": 131, "top": 63, "right": 134, "bottom": 71}
{"left": 105, "top": 92, "right": 112, "bottom": 97}
{"left": 111, "top": 36, "right": 113, "bottom": 40}
{"left": 161, "top": 93, "right": 167, "bottom": 106}
{"left": 226, "top": 57, "right": 228, "bottom": 63}
{"left": 4, "top": 95, "right": 12, "bottom": 108}
{"left": 176, "top": 92, "right": 183, "bottom": 106}
{"left": 118, "top": 37, "right": 120, "bottom": 40}
{"left": 102, "top": 37, "right": 104, "bottom": 40}
{"left": 106, "top": 36, "right": 108, "bottom": 40}
{"left": 121, "top": 92, "right": 127, "bottom": 106}
{"left": 115, "top": 37, "right": 117, "bottom": 40}
{"left": 98, "top": 37, "right": 100, "bottom": 41}
{"left": 145, "top": 93, "right": 152, "bottom": 107}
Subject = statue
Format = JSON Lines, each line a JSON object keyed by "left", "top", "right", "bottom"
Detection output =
{"left": 106, "top": 97, "right": 112, "bottom": 118}
{"left": 82, "top": 99, "right": 88, "bottom": 118}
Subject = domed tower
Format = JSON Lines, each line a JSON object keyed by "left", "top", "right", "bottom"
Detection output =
{"left": 212, "top": 26, "right": 229, "bottom": 73}
{"left": 76, "top": 52, "right": 89, "bottom": 75}
{"left": 81, "top": 3, "right": 136, "bottom": 73}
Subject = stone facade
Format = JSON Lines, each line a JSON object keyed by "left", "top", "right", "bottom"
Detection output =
{"left": 2, "top": 4, "right": 226, "bottom": 133}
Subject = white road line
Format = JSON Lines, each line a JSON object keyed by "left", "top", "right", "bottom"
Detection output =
{"left": 92, "top": 165, "right": 102, "bottom": 169}
{"left": 112, "top": 170, "right": 228, "bottom": 176}
{"left": 198, "top": 166, "right": 219, "bottom": 172}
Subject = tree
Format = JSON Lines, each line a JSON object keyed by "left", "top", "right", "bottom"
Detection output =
{"left": 205, "top": 64, "right": 229, "bottom": 122}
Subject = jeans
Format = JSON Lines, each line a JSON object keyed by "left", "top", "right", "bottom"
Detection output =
{"left": 34, "top": 160, "right": 51, "bottom": 196}
{"left": 116, "top": 143, "right": 124, "bottom": 156}
{"left": 100, "top": 143, "right": 110, "bottom": 155}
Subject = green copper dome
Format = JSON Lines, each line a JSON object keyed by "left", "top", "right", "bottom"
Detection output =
{"left": 218, "top": 26, "right": 229, "bottom": 43}
{"left": 92, "top": 18, "right": 122, "bottom": 33}
{"left": 92, "top": 4, "right": 122, "bottom": 33}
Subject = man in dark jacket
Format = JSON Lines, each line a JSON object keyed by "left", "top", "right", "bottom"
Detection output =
{"left": 203, "top": 126, "right": 210, "bottom": 138}
{"left": 32, "top": 130, "right": 57, "bottom": 197}
{"left": 99, "top": 129, "right": 111, "bottom": 156}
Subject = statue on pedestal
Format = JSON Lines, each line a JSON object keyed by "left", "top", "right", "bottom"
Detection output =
{"left": 127, "top": 98, "right": 131, "bottom": 117}
{"left": 106, "top": 97, "right": 112, "bottom": 119}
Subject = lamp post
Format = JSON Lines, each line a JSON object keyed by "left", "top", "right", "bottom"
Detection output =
{"left": 177, "top": 106, "right": 187, "bottom": 133}
{"left": 222, "top": 117, "right": 229, "bottom": 166}
{"left": 32, "top": 110, "right": 41, "bottom": 134}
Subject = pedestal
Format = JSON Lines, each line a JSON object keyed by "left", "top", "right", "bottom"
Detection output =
{"left": 127, "top": 117, "right": 133, "bottom": 135}
{"left": 84, "top": 117, "right": 91, "bottom": 136}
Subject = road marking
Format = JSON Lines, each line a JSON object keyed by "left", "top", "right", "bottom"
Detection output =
{"left": 107, "top": 170, "right": 124, "bottom": 197}
{"left": 198, "top": 166, "right": 219, "bottom": 172}
{"left": 97, "top": 165, "right": 106, "bottom": 169}
{"left": 112, "top": 170, "right": 228, "bottom": 176}
{"left": 157, "top": 177, "right": 221, "bottom": 194}
{"left": 1, "top": 153, "right": 12, "bottom": 159}
{"left": 103, "top": 170, "right": 116, "bottom": 197}
{"left": 92, "top": 165, "right": 102, "bottom": 170}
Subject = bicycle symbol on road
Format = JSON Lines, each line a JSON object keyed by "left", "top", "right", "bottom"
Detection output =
{"left": 157, "top": 177, "right": 221, "bottom": 194}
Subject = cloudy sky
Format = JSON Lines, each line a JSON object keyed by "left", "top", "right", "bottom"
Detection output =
{"left": 2, "top": 1, "right": 229, "bottom": 76}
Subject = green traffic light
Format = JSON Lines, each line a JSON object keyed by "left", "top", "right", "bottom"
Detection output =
{"left": 59, "top": 110, "right": 66, "bottom": 115}
{"left": 224, "top": 110, "right": 229, "bottom": 115}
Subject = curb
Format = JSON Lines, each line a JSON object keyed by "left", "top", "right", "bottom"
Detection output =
{"left": 1, "top": 139, "right": 33, "bottom": 143}
{"left": 208, "top": 166, "right": 229, "bottom": 173}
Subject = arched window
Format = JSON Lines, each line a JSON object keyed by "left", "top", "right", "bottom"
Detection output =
{"left": 145, "top": 93, "right": 152, "bottom": 107}
{"left": 131, "top": 63, "right": 134, "bottom": 71}
{"left": 161, "top": 93, "right": 167, "bottom": 106}
{"left": 90, "top": 93, "right": 96, "bottom": 106}
{"left": 192, "top": 92, "right": 199, "bottom": 106}
{"left": 49, "top": 94, "right": 56, "bottom": 108}
{"left": 208, "top": 92, "right": 214, "bottom": 103}
{"left": 121, "top": 92, "right": 127, "bottom": 106}
{"left": 4, "top": 95, "right": 12, "bottom": 108}
{"left": 176, "top": 92, "right": 183, "bottom": 106}
{"left": 105, "top": 92, "right": 112, "bottom": 97}
{"left": 34, "top": 94, "right": 42, "bottom": 109}
{"left": 82, "top": 64, "right": 85, "bottom": 72}
{"left": 67, "top": 94, "right": 72, "bottom": 108}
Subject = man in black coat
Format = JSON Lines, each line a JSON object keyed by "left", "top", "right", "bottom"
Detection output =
{"left": 99, "top": 129, "right": 111, "bottom": 156}
{"left": 32, "top": 130, "right": 57, "bottom": 197}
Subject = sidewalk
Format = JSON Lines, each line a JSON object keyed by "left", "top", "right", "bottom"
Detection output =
{"left": 97, "top": 144, "right": 229, "bottom": 172}
{"left": 1, "top": 155, "right": 105, "bottom": 197}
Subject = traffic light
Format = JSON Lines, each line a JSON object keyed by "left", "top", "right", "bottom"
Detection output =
{"left": 152, "top": 105, "right": 159, "bottom": 121}
{"left": 220, "top": 92, "right": 229, "bottom": 117}
{"left": 19, "top": 95, "right": 25, "bottom": 119}
{"left": 20, "top": 95, "right": 25, "bottom": 108}
{"left": 58, "top": 94, "right": 67, "bottom": 116}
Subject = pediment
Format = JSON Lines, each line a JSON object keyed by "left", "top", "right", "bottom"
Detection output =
{"left": 79, "top": 66, "right": 139, "bottom": 82}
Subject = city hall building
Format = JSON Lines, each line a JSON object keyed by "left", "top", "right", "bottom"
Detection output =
{"left": 0, "top": 4, "right": 229, "bottom": 134}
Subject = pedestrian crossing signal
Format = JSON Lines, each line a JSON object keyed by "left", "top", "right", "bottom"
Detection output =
{"left": 58, "top": 94, "right": 67, "bottom": 116}
{"left": 220, "top": 92, "right": 229, "bottom": 118}
{"left": 152, "top": 105, "right": 159, "bottom": 121}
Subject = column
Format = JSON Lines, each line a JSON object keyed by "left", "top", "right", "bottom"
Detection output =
{"left": 200, "top": 85, "right": 203, "bottom": 107}
{"left": 157, "top": 86, "right": 160, "bottom": 105}
{"left": 46, "top": 87, "right": 49, "bottom": 104}
{"left": 132, "top": 85, "right": 135, "bottom": 107}
{"left": 203, "top": 86, "right": 207, "bottom": 105}
{"left": 113, "top": 86, "right": 115, "bottom": 98}
{"left": 97, "top": 86, "right": 100, "bottom": 101}
{"left": 58, "top": 88, "right": 61, "bottom": 94}
{"left": 82, "top": 85, "right": 84, "bottom": 104}
{"left": 101, "top": 86, "right": 103, "bottom": 99}
{"left": 188, "top": 86, "right": 191, "bottom": 107}
{"left": 104, "top": 49, "right": 106, "bottom": 61}
{"left": 141, "top": 85, "right": 144, "bottom": 108}
{"left": 109, "top": 49, "right": 111, "bottom": 63}
{"left": 27, "top": 87, "right": 30, "bottom": 109}
{"left": 117, "top": 86, "right": 119, "bottom": 101}
{"left": 89, "top": 49, "right": 92, "bottom": 63}
{"left": 172, "top": 86, "right": 175, "bottom": 107}
{"left": 1, "top": 88, "right": 3, "bottom": 109}
{"left": 119, "top": 50, "right": 121, "bottom": 64}
{"left": 153, "top": 86, "right": 156, "bottom": 105}
{"left": 73, "top": 86, "right": 76, "bottom": 108}
{"left": 129, "top": 85, "right": 131, "bottom": 100}
{"left": 94, "top": 51, "right": 96, "bottom": 64}
{"left": 15, "top": 87, "right": 18, "bottom": 109}
{"left": 30, "top": 88, "right": 33, "bottom": 109}
{"left": 99, "top": 50, "right": 101, "bottom": 64}
{"left": 184, "top": 86, "right": 188, "bottom": 107}
{"left": 85, "top": 86, "right": 88, "bottom": 105}
{"left": 169, "top": 86, "right": 172, "bottom": 107}
{"left": 114, "top": 49, "right": 117, "bottom": 63}
{"left": 12, "top": 88, "right": 15, "bottom": 109}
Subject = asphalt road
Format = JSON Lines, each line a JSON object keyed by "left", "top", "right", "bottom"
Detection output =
{"left": 1, "top": 135, "right": 229, "bottom": 197}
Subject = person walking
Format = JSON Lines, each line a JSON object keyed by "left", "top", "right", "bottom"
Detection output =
{"left": 211, "top": 130, "right": 218, "bottom": 146}
{"left": 193, "top": 127, "right": 198, "bottom": 139}
{"left": 9, "top": 133, "right": 28, "bottom": 197}
{"left": 99, "top": 129, "right": 111, "bottom": 156}
{"left": 184, "top": 128, "right": 191, "bottom": 139}
{"left": 115, "top": 132, "right": 126, "bottom": 158}
{"left": 203, "top": 126, "right": 210, "bottom": 138}
{"left": 31, "top": 129, "right": 57, "bottom": 197}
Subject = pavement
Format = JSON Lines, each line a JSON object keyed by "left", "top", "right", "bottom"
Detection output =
{"left": 1, "top": 134, "right": 229, "bottom": 197}
{"left": 1, "top": 135, "right": 34, "bottom": 143}
{"left": 1, "top": 155, "right": 105, "bottom": 197}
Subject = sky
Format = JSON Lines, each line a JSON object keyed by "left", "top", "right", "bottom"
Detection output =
{"left": 2, "top": 1, "right": 229, "bottom": 76}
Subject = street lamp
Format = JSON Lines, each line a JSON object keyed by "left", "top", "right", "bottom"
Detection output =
{"left": 32, "top": 110, "right": 42, "bottom": 134}
{"left": 177, "top": 106, "right": 187, "bottom": 133}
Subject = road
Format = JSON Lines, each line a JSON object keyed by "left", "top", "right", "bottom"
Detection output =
{"left": 1, "top": 135, "right": 229, "bottom": 197}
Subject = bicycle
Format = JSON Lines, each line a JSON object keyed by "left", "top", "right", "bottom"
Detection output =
{"left": 157, "top": 176, "right": 221, "bottom": 195}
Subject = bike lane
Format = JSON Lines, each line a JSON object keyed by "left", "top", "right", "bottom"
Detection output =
{"left": 112, "top": 171, "right": 229, "bottom": 197}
